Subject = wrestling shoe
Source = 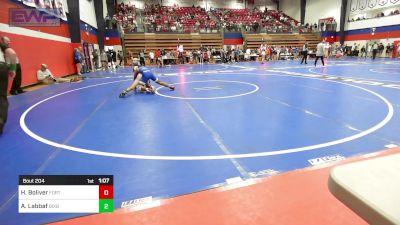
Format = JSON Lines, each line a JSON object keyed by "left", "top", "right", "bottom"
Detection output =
{"left": 119, "top": 90, "right": 128, "bottom": 98}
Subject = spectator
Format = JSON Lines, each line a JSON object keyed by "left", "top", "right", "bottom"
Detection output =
{"left": 37, "top": 64, "right": 81, "bottom": 84}
{"left": 149, "top": 51, "right": 155, "bottom": 64}
{"left": 372, "top": 42, "right": 378, "bottom": 60}
{"left": 73, "top": 48, "right": 83, "bottom": 76}
{"left": 111, "top": 15, "right": 118, "bottom": 29}
{"left": 139, "top": 50, "right": 145, "bottom": 66}
{"left": 0, "top": 36, "right": 17, "bottom": 135}
{"left": 314, "top": 41, "right": 326, "bottom": 66}
{"left": 100, "top": 50, "right": 108, "bottom": 70}
{"left": 105, "top": 14, "right": 111, "bottom": 29}
{"left": 154, "top": 49, "right": 161, "bottom": 66}
{"left": 1, "top": 37, "right": 24, "bottom": 95}
{"left": 92, "top": 49, "right": 99, "bottom": 70}
{"left": 360, "top": 45, "right": 366, "bottom": 58}
{"left": 301, "top": 42, "right": 308, "bottom": 64}
{"left": 111, "top": 49, "right": 117, "bottom": 68}
{"left": 106, "top": 50, "right": 113, "bottom": 69}
{"left": 117, "top": 50, "right": 124, "bottom": 67}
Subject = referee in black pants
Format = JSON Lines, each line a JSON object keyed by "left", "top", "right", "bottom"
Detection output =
{"left": 0, "top": 38, "right": 17, "bottom": 135}
{"left": 10, "top": 61, "right": 23, "bottom": 95}
{"left": 301, "top": 42, "right": 308, "bottom": 64}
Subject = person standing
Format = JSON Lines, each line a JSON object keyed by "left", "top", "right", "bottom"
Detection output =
{"left": 111, "top": 49, "right": 117, "bottom": 69}
{"left": 74, "top": 48, "right": 83, "bottom": 75}
{"left": 315, "top": 40, "right": 325, "bottom": 66}
{"left": 100, "top": 50, "right": 108, "bottom": 70}
{"left": 301, "top": 42, "right": 308, "bottom": 64}
{"left": 155, "top": 49, "right": 161, "bottom": 67}
{"left": 139, "top": 50, "right": 145, "bottom": 66}
{"left": 372, "top": 42, "right": 378, "bottom": 60}
{"left": 1, "top": 37, "right": 24, "bottom": 95}
{"left": 106, "top": 50, "right": 113, "bottom": 69}
{"left": 117, "top": 50, "right": 124, "bottom": 67}
{"left": 0, "top": 37, "right": 17, "bottom": 135}
{"left": 92, "top": 49, "right": 99, "bottom": 70}
{"left": 360, "top": 45, "right": 366, "bottom": 58}
{"left": 149, "top": 51, "right": 155, "bottom": 64}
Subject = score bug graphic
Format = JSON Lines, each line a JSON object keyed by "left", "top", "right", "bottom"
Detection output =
{"left": 18, "top": 175, "right": 114, "bottom": 213}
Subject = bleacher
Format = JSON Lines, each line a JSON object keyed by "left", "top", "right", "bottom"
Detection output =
{"left": 212, "top": 8, "right": 262, "bottom": 24}
{"left": 143, "top": 5, "right": 217, "bottom": 33}
{"left": 244, "top": 33, "right": 320, "bottom": 50}
{"left": 124, "top": 33, "right": 223, "bottom": 57}
{"left": 120, "top": 4, "right": 320, "bottom": 58}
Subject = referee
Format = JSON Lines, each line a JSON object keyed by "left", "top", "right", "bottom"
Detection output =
{"left": 1, "top": 37, "right": 23, "bottom": 95}
{"left": 301, "top": 42, "right": 308, "bottom": 64}
{"left": 0, "top": 37, "right": 17, "bottom": 135}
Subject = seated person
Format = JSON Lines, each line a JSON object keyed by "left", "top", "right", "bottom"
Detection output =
{"left": 37, "top": 64, "right": 81, "bottom": 84}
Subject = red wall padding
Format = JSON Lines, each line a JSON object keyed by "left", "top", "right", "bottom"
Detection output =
{"left": 0, "top": 0, "right": 76, "bottom": 86}
{"left": 0, "top": 1, "right": 70, "bottom": 38}
{"left": 0, "top": 31, "right": 77, "bottom": 85}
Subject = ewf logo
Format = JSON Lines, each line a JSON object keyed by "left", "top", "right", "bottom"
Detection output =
{"left": 9, "top": 8, "right": 60, "bottom": 27}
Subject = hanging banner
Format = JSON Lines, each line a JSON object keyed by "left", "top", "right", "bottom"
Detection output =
{"left": 359, "top": 0, "right": 367, "bottom": 10}
{"left": 53, "top": 0, "right": 67, "bottom": 21}
{"left": 368, "top": 0, "right": 378, "bottom": 8}
{"left": 36, "top": 0, "right": 45, "bottom": 8}
{"left": 21, "top": 0, "right": 67, "bottom": 21}
{"left": 350, "top": 0, "right": 358, "bottom": 12}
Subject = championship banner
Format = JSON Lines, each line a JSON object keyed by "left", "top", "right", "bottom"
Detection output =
{"left": 350, "top": 0, "right": 358, "bottom": 12}
{"left": 359, "top": 0, "right": 367, "bottom": 10}
{"left": 368, "top": 0, "right": 378, "bottom": 8}
{"left": 379, "top": 0, "right": 388, "bottom": 5}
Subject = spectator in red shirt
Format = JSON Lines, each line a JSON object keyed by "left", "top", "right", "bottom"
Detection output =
{"left": 155, "top": 49, "right": 162, "bottom": 67}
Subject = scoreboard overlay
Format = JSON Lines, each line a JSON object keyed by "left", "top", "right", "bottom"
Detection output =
{"left": 18, "top": 175, "right": 114, "bottom": 213}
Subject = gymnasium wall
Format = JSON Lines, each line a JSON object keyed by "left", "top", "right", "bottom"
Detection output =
{"left": 251, "top": 0, "right": 277, "bottom": 10}
{"left": 345, "top": 0, "right": 400, "bottom": 31}
{"left": 0, "top": 0, "right": 76, "bottom": 86}
{"left": 79, "top": 0, "right": 98, "bottom": 28}
{"left": 322, "top": 24, "right": 400, "bottom": 43}
{"left": 0, "top": 0, "right": 103, "bottom": 86}
{"left": 347, "top": 0, "right": 400, "bottom": 14}
{"left": 317, "top": 0, "right": 400, "bottom": 44}
{"left": 305, "top": 0, "right": 399, "bottom": 44}
{"left": 304, "top": 0, "right": 342, "bottom": 29}
{"left": 346, "top": 15, "right": 400, "bottom": 31}
{"left": 280, "top": 0, "right": 301, "bottom": 21}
